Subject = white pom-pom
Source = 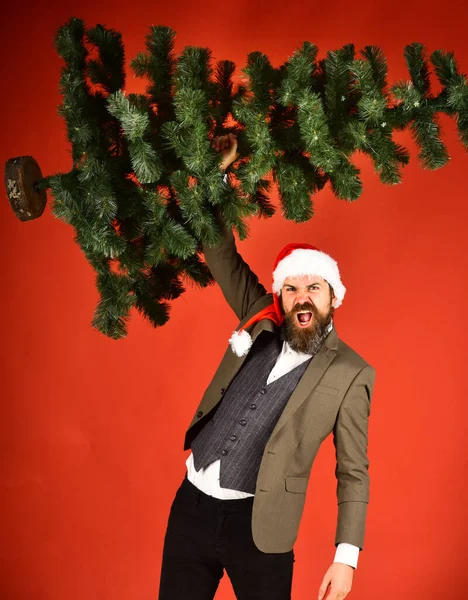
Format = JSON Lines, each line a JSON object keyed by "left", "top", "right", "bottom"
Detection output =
{"left": 228, "top": 330, "right": 253, "bottom": 357}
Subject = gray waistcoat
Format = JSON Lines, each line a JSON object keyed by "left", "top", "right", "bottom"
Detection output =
{"left": 190, "top": 332, "right": 312, "bottom": 494}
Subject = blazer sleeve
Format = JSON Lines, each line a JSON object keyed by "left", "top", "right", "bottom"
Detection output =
{"left": 202, "top": 215, "right": 267, "bottom": 321}
{"left": 332, "top": 365, "right": 375, "bottom": 550}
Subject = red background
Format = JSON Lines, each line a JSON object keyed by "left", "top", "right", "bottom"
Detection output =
{"left": 1, "top": 1, "right": 467, "bottom": 598}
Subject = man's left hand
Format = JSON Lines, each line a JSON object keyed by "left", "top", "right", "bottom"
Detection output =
{"left": 317, "top": 562, "right": 354, "bottom": 600}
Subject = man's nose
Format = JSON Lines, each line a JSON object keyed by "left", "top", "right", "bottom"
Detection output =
{"left": 295, "top": 292, "right": 312, "bottom": 305}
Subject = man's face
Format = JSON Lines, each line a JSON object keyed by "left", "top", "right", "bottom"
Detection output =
{"left": 280, "top": 274, "right": 336, "bottom": 353}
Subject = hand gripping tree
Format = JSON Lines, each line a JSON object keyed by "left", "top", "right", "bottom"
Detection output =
{"left": 5, "top": 17, "right": 468, "bottom": 338}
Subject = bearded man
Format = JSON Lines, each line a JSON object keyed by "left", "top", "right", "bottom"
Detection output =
{"left": 158, "top": 134, "right": 376, "bottom": 600}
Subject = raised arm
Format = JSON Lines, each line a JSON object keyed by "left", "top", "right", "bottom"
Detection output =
{"left": 203, "top": 134, "right": 267, "bottom": 320}
{"left": 202, "top": 213, "right": 267, "bottom": 321}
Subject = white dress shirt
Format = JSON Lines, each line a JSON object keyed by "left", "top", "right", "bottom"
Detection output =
{"left": 186, "top": 323, "right": 361, "bottom": 568}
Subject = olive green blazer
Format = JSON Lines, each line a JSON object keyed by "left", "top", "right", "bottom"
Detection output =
{"left": 184, "top": 224, "right": 376, "bottom": 554}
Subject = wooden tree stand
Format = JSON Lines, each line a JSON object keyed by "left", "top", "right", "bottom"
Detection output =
{"left": 4, "top": 156, "right": 47, "bottom": 221}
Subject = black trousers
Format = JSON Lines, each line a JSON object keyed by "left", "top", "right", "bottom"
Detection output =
{"left": 158, "top": 477, "right": 294, "bottom": 599}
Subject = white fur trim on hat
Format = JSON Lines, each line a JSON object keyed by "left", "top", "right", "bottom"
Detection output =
{"left": 229, "top": 329, "right": 253, "bottom": 357}
{"left": 272, "top": 248, "right": 346, "bottom": 307}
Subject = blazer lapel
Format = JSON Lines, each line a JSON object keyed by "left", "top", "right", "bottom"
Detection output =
{"left": 224, "top": 318, "right": 278, "bottom": 382}
{"left": 199, "top": 318, "right": 279, "bottom": 417}
{"left": 268, "top": 327, "right": 340, "bottom": 441}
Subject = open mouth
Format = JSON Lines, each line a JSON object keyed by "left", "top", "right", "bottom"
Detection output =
{"left": 296, "top": 311, "right": 313, "bottom": 327}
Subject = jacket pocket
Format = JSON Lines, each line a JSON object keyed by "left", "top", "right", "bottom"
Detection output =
{"left": 285, "top": 476, "right": 308, "bottom": 494}
{"left": 314, "top": 384, "right": 339, "bottom": 396}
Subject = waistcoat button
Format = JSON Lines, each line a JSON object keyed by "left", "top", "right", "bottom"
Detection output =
{"left": 230, "top": 435, "right": 237, "bottom": 441}
{"left": 260, "top": 388, "right": 266, "bottom": 394}
{"left": 240, "top": 419, "right": 246, "bottom": 426}
{"left": 250, "top": 403, "right": 257, "bottom": 410}
{"left": 221, "top": 449, "right": 228, "bottom": 456}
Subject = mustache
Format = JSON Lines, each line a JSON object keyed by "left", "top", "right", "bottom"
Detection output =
{"left": 291, "top": 301, "right": 318, "bottom": 316}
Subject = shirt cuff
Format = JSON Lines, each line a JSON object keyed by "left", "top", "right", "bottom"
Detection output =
{"left": 333, "top": 543, "right": 360, "bottom": 569}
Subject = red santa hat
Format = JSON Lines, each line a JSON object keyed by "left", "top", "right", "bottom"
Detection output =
{"left": 228, "top": 242, "right": 346, "bottom": 357}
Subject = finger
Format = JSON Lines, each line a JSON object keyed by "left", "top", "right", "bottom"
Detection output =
{"left": 318, "top": 579, "right": 331, "bottom": 600}
{"left": 229, "top": 133, "right": 238, "bottom": 149}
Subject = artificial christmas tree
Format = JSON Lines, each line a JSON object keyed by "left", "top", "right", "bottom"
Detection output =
{"left": 4, "top": 17, "right": 468, "bottom": 337}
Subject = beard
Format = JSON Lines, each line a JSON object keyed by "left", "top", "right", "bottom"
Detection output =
{"left": 282, "top": 300, "right": 334, "bottom": 354}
